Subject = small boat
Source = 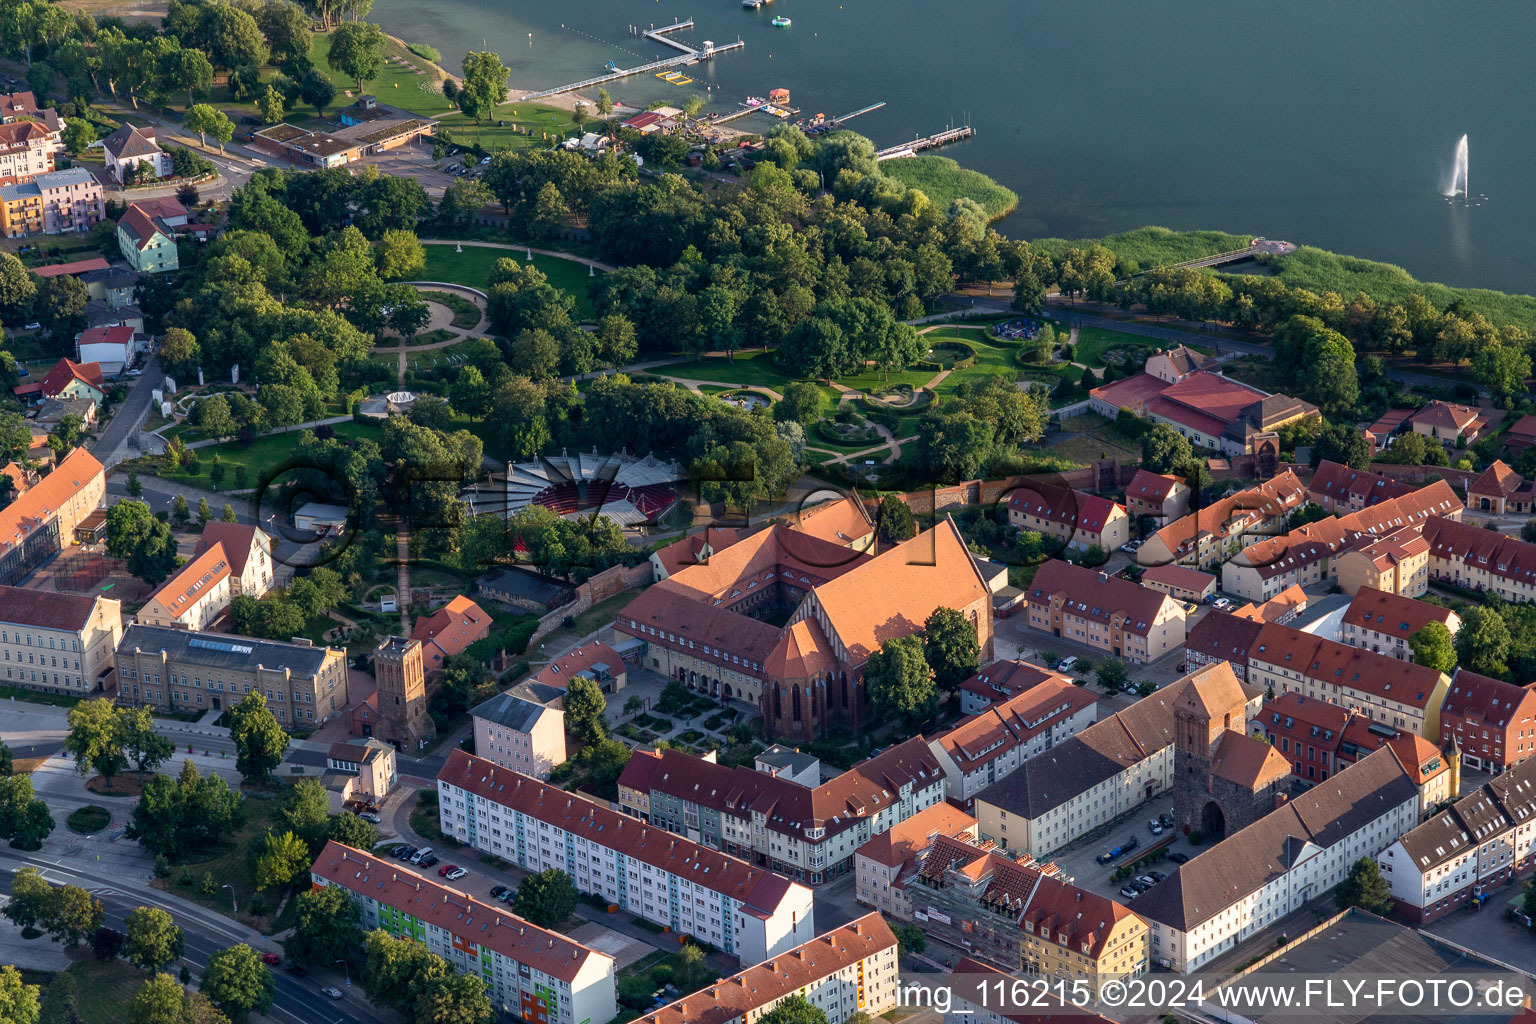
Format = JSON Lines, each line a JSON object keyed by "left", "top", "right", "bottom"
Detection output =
{"left": 743, "top": 95, "right": 765, "bottom": 106}
{"left": 772, "top": 15, "right": 791, "bottom": 26}
{"left": 742, "top": 0, "right": 762, "bottom": 7}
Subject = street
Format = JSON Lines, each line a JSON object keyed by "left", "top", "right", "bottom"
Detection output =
{"left": 90, "top": 356, "right": 163, "bottom": 469}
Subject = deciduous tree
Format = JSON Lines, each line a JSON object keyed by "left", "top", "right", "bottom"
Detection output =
{"left": 228, "top": 694, "right": 289, "bottom": 783}
{"left": 458, "top": 51, "right": 508, "bottom": 124}
{"left": 0, "top": 966, "right": 39, "bottom": 1024}
{"left": 921, "top": 607, "right": 979, "bottom": 690}
{"left": 63, "top": 698, "right": 129, "bottom": 786}
{"left": 864, "top": 635, "right": 936, "bottom": 724}
{"left": 1337, "top": 857, "right": 1393, "bottom": 914}
{"left": 1408, "top": 622, "right": 1457, "bottom": 674}
{"left": 514, "top": 869, "right": 577, "bottom": 928}
{"left": 200, "top": 945, "right": 274, "bottom": 1022}
{"left": 125, "top": 907, "right": 186, "bottom": 973}
{"left": 129, "top": 974, "right": 185, "bottom": 1024}
{"left": 326, "top": 21, "right": 384, "bottom": 93}
{"left": 284, "top": 883, "right": 362, "bottom": 966}
{"left": 562, "top": 676, "right": 607, "bottom": 745}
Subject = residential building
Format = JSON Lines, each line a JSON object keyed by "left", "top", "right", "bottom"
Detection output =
{"left": 633, "top": 914, "right": 899, "bottom": 1024}
{"left": 1145, "top": 345, "right": 1220, "bottom": 383}
{"left": 101, "top": 124, "right": 170, "bottom": 184}
{"left": 0, "top": 587, "right": 121, "bottom": 696}
{"left": 115, "top": 624, "right": 348, "bottom": 726}
{"left": 1422, "top": 516, "right": 1536, "bottom": 602}
{"left": 1024, "top": 560, "right": 1186, "bottom": 664}
{"left": 972, "top": 664, "right": 1263, "bottom": 858}
{"left": 1243, "top": 621, "right": 1451, "bottom": 738}
{"left": 1307, "top": 460, "right": 1417, "bottom": 513}
{"left": 0, "top": 119, "right": 60, "bottom": 184}
{"left": 1122, "top": 469, "right": 1193, "bottom": 526}
{"left": 192, "top": 521, "right": 275, "bottom": 598}
{"left": 373, "top": 635, "right": 434, "bottom": 751}
{"left": 1438, "top": 668, "right": 1536, "bottom": 774}
{"left": 1007, "top": 486, "right": 1131, "bottom": 552}
{"left": 325, "top": 738, "right": 397, "bottom": 802}
{"left": 310, "top": 841, "right": 617, "bottom": 1024}
{"left": 469, "top": 691, "right": 566, "bottom": 779}
{"left": 615, "top": 519, "right": 993, "bottom": 740}
{"left": 74, "top": 324, "right": 139, "bottom": 372}
{"left": 1136, "top": 470, "right": 1307, "bottom": 570}
{"left": 1363, "top": 409, "right": 1413, "bottom": 452}
{"left": 1407, "top": 401, "right": 1488, "bottom": 445}
{"left": 12, "top": 357, "right": 105, "bottom": 405}
{"left": 1466, "top": 460, "right": 1536, "bottom": 515}
{"left": 1502, "top": 414, "right": 1536, "bottom": 455}
{"left": 0, "top": 447, "right": 105, "bottom": 586}
{"left": 1340, "top": 586, "right": 1460, "bottom": 660}
{"left": 33, "top": 394, "right": 95, "bottom": 430}
{"left": 1138, "top": 564, "right": 1216, "bottom": 603}
{"left": 137, "top": 542, "right": 232, "bottom": 631}
{"left": 616, "top": 738, "right": 946, "bottom": 884}
{"left": 1229, "top": 583, "right": 1308, "bottom": 625}
{"left": 1183, "top": 611, "right": 1265, "bottom": 681}
{"left": 927, "top": 674, "right": 1099, "bottom": 806}
{"left": 1332, "top": 526, "right": 1432, "bottom": 597}
{"left": 790, "top": 495, "right": 874, "bottom": 553}
{"left": 651, "top": 527, "right": 744, "bottom": 582}
{"left": 117, "top": 202, "right": 179, "bottom": 273}
{"left": 437, "top": 750, "right": 817, "bottom": 963}
{"left": 0, "top": 167, "right": 104, "bottom": 237}
{"left": 1089, "top": 370, "right": 1316, "bottom": 455}
{"left": 1379, "top": 755, "right": 1536, "bottom": 924}
{"left": 411, "top": 594, "right": 492, "bottom": 675}
{"left": 854, "top": 803, "right": 979, "bottom": 920}
{"left": 957, "top": 659, "right": 1067, "bottom": 715}
{"left": 524, "top": 641, "right": 627, "bottom": 695}
{"left": 905, "top": 835, "right": 1149, "bottom": 983}
{"left": 1134, "top": 746, "right": 1419, "bottom": 972}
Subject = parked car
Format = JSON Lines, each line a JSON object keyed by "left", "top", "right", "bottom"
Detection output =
{"left": 421, "top": 854, "right": 439, "bottom": 868}
{"left": 261, "top": 953, "right": 280, "bottom": 965}
{"left": 391, "top": 845, "right": 409, "bottom": 858}
{"left": 1149, "top": 820, "right": 1164, "bottom": 835}
{"left": 1213, "top": 597, "right": 1232, "bottom": 610}
{"left": 23, "top": 322, "right": 39, "bottom": 330}
{"left": 1159, "top": 812, "right": 1173, "bottom": 828}
{"left": 1135, "top": 875, "right": 1157, "bottom": 888}
{"left": 1130, "top": 879, "right": 1152, "bottom": 893}
{"left": 480, "top": 156, "right": 492, "bottom": 165}
{"left": 490, "top": 885, "right": 510, "bottom": 900}
{"left": 1168, "top": 851, "right": 1189, "bottom": 864}
{"left": 360, "top": 812, "right": 381, "bottom": 823}
{"left": 1118, "top": 886, "right": 1139, "bottom": 900}
{"left": 1508, "top": 906, "right": 1533, "bottom": 928}
{"left": 438, "top": 864, "right": 456, "bottom": 877}
{"left": 497, "top": 889, "right": 516, "bottom": 903}
{"left": 1149, "top": 871, "right": 1166, "bottom": 882}
{"left": 126, "top": 368, "right": 143, "bottom": 377}
{"left": 409, "top": 846, "right": 433, "bottom": 864}
{"left": 446, "top": 867, "right": 467, "bottom": 881}
{"left": 321, "top": 987, "right": 344, "bottom": 1000}
{"left": 398, "top": 846, "right": 417, "bottom": 861}
{"left": 1056, "top": 656, "right": 1078, "bottom": 672}
{"left": 284, "top": 964, "right": 307, "bottom": 976}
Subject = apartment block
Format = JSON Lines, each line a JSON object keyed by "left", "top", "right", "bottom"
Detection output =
{"left": 1423, "top": 516, "right": 1536, "bottom": 603}
{"left": 1339, "top": 586, "right": 1460, "bottom": 661}
{"left": 437, "top": 750, "right": 815, "bottom": 964}
{"left": 854, "top": 803, "right": 979, "bottom": 921}
{"left": 0, "top": 587, "right": 120, "bottom": 696}
{"left": 1024, "top": 560, "right": 1185, "bottom": 664}
{"left": 311, "top": 842, "right": 617, "bottom": 1024}
{"left": 0, "top": 447, "right": 105, "bottom": 586}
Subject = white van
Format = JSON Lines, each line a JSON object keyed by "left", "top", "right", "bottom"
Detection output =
{"left": 409, "top": 846, "right": 433, "bottom": 864}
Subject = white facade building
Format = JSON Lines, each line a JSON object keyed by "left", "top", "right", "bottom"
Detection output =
{"left": 437, "top": 750, "right": 816, "bottom": 964}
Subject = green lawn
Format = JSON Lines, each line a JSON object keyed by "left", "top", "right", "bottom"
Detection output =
{"left": 1071, "top": 326, "right": 1211, "bottom": 368}
{"left": 69, "top": 959, "right": 145, "bottom": 1024}
{"left": 417, "top": 245, "right": 600, "bottom": 319}
{"left": 150, "top": 420, "right": 382, "bottom": 487}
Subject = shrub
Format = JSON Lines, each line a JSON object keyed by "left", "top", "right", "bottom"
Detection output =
{"left": 408, "top": 42, "right": 441, "bottom": 62}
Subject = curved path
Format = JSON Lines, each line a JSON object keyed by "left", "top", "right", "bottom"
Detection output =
{"left": 370, "top": 283, "right": 491, "bottom": 385}
{"left": 416, "top": 238, "right": 616, "bottom": 273}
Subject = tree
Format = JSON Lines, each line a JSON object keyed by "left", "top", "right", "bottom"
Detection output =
{"left": 1140, "top": 422, "right": 1193, "bottom": 474}
{"left": 299, "top": 67, "right": 336, "bottom": 117}
{"left": 326, "top": 21, "right": 385, "bottom": 92}
{"left": 200, "top": 945, "right": 274, "bottom": 1022}
{"left": 514, "top": 869, "right": 577, "bottom": 928}
{"left": 458, "top": 51, "right": 509, "bottom": 124}
{"left": 284, "top": 883, "right": 362, "bottom": 967}
{"left": 63, "top": 698, "right": 128, "bottom": 786}
{"left": 3, "top": 868, "right": 52, "bottom": 930}
{"left": 185, "top": 105, "right": 234, "bottom": 153}
{"left": 921, "top": 607, "right": 979, "bottom": 690}
{"left": 199, "top": 3, "right": 268, "bottom": 70}
{"left": 0, "top": 966, "right": 39, "bottom": 1024}
{"left": 772, "top": 381, "right": 823, "bottom": 426}
{"left": 0, "top": 253, "right": 36, "bottom": 317}
{"left": 257, "top": 84, "right": 285, "bottom": 125}
{"left": 563, "top": 676, "right": 607, "bottom": 745}
{"left": 173, "top": 494, "right": 190, "bottom": 524}
{"left": 595, "top": 88, "right": 612, "bottom": 116}
{"left": 46, "top": 884, "right": 105, "bottom": 948}
{"left": 1310, "top": 422, "right": 1371, "bottom": 470}
{"left": 124, "top": 907, "right": 185, "bottom": 973}
{"left": 864, "top": 635, "right": 937, "bottom": 723}
{"left": 129, "top": 974, "right": 185, "bottom": 1024}
{"left": 0, "top": 739, "right": 10, "bottom": 776}
{"left": 413, "top": 972, "right": 493, "bottom": 1024}
{"left": 1524, "top": 519, "right": 1536, "bottom": 545}
{"left": 279, "top": 778, "right": 331, "bottom": 850}
{"left": 127, "top": 760, "right": 244, "bottom": 859}
{"left": 593, "top": 314, "right": 637, "bottom": 368}
{"left": 228, "top": 693, "right": 290, "bottom": 784}
{"left": 165, "top": 47, "right": 214, "bottom": 106}
{"left": 252, "top": 829, "right": 311, "bottom": 891}
{"left": 1336, "top": 857, "right": 1393, "bottom": 914}
{"left": 674, "top": 943, "right": 710, "bottom": 990}
{"left": 1455, "top": 606, "right": 1512, "bottom": 678}
{"left": 120, "top": 706, "right": 174, "bottom": 776}
{"left": 892, "top": 922, "right": 926, "bottom": 956}
{"left": 876, "top": 495, "right": 916, "bottom": 545}
{"left": 63, "top": 118, "right": 95, "bottom": 154}
{"left": 0, "top": 774, "right": 53, "bottom": 849}
{"left": 1096, "top": 658, "right": 1130, "bottom": 695}
{"left": 1408, "top": 621, "right": 1457, "bottom": 674}
{"left": 757, "top": 996, "right": 830, "bottom": 1024}
{"left": 1473, "top": 343, "right": 1532, "bottom": 402}
{"left": 363, "top": 930, "right": 448, "bottom": 1017}
{"left": 374, "top": 229, "right": 426, "bottom": 279}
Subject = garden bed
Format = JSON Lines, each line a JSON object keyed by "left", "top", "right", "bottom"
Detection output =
{"left": 410, "top": 328, "right": 458, "bottom": 346}
{"left": 67, "top": 805, "right": 111, "bottom": 834}
{"left": 420, "top": 290, "right": 482, "bottom": 329}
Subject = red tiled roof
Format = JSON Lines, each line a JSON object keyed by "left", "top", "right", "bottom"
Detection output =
{"left": 1027, "top": 560, "right": 1177, "bottom": 637}
{"left": 1139, "top": 564, "right": 1215, "bottom": 593}
{"left": 1088, "top": 371, "right": 1170, "bottom": 414}
{"left": 1409, "top": 401, "right": 1484, "bottom": 432}
{"left": 1342, "top": 587, "right": 1456, "bottom": 642}
{"left": 789, "top": 495, "right": 871, "bottom": 547}
{"left": 1441, "top": 670, "right": 1536, "bottom": 731}
{"left": 1503, "top": 414, "right": 1536, "bottom": 446}
{"left": 854, "top": 802, "right": 977, "bottom": 869}
{"left": 635, "top": 914, "right": 896, "bottom": 1024}
{"left": 194, "top": 521, "right": 262, "bottom": 579}
{"left": 0, "top": 448, "right": 103, "bottom": 560}
{"left": 310, "top": 841, "right": 606, "bottom": 984}
{"left": 0, "top": 585, "right": 103, "bottom": 629}
{"left": 411, "top": 594, "right": 492, "bottom": 666}
{"left": 1124, "top": 469, "right": 1184, "bottom": 504}
{"left": 31, "top": 257, "right": 109, "bottom": 279}
{"left": 143, "top": 541, "right": 230, "bottom": 618}
{"left": 1145, "top": 394, "right": 1229, "bottom": 438}
{"left": 1468, "top": 460, "right": 1525, "bottom": 499}
{"left": 37, "top": 357, "right": 103, "bottom": 398}
{"left": 958, "top": 659, "right": 1063, "bottom": 703}
{"left": 1008, "top": 484, "right": 1125, "bottom": 535}
{"left": 1158, "top": 372, "right": 1267, "bottom": 422}
{"left": 439, "top": 750, "right": 806, "bottom": 916}
{"left": 652, "top": 527, "right": 743, "bottom": 577}
{"left": 1250, "top": 621, "right": 1445, "bottom": 711}
{"left": 77, "top": 324, "right": 134, "bottom": 348}
{"left": 1423, "top": 516, "right": 1536, "bottom": 589}
{"left": 529, "top": 641, "right": 624, "bottom": 690}
{"left": 932, "top": 676, "right": 1098, "bottom": 773}
{"left": 1185, "top": 610, "right": 1264, "bottom": 668}
{"left": 1308, "top": 461, "right": 1417, "bottom": 507}
{"left": 119, "top": 203, "right": 171, "bottom": 249}
{"left": 1209, "top": 730, "right": 1290, "bottom": 789}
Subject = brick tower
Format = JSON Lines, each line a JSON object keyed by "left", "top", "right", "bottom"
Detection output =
{"left": 373, "top": 635, "right": 434, "bottom": 752}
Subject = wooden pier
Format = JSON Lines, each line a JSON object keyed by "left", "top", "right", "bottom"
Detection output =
{"left": 516, "top": 21, "right": 744, "bottom": 101}
{"left": 875, "top": 125, "right": 974, "bottom": 160}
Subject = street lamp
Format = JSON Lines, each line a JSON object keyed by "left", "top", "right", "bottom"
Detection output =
{"left": 334, "top": 960, "right": 351, "bottom": 986}
{"left": 220, "top": 884, "right": 237, "bottom": 913}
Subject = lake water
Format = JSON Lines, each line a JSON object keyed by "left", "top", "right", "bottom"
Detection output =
{"left": 371, "top": 0, "right": 1536, "bottom": 294}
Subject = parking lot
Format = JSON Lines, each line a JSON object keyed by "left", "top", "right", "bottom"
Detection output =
{"left": 1038, "top": 790, "right": 1209, "bottom": 906}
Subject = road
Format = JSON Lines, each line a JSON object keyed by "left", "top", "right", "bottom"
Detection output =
{"left": 0, "top": 847, "right": 381, "bottom": 1024}
{"left": 90, "top": 356, "right": 163, "bottom": 469}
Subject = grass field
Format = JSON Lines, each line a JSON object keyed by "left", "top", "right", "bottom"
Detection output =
{"left": 881, "top": 155, "right": 1019, "bottom": 220}
{"left": 150, "top": 420, "right": 382, "bottom": 487}
{"left": 417, "top": 245, "right": 600, "bottom": 319}
{"left": 69, "top": 959, "right": 144, "bottom": 1024}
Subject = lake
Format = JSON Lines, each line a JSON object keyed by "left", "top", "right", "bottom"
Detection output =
{"left": 369, "top": 0, "right": 1536, "bottom": 294}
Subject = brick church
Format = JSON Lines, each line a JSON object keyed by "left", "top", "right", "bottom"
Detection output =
{"left": 615, "top": 516, "right": 995, "bottom": 740}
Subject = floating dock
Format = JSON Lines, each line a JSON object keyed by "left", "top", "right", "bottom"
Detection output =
{"left": 517, "top": 20, "right": 744, "bottom": 101}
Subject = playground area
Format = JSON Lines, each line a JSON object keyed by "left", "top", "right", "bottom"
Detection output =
{"left": 36, "top": 548, "right": 154, "bottom": 602}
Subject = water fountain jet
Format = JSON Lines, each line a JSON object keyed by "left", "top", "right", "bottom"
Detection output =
{"left": 1445, "top": 133, "right": 1468, "bottom": 199}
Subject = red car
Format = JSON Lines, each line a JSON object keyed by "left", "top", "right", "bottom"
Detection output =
{"left": 437, "top": 864, "right": 459, "bottom": 877}
{"left": 261, "top": 953, "right": 280, "bottom": 966}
